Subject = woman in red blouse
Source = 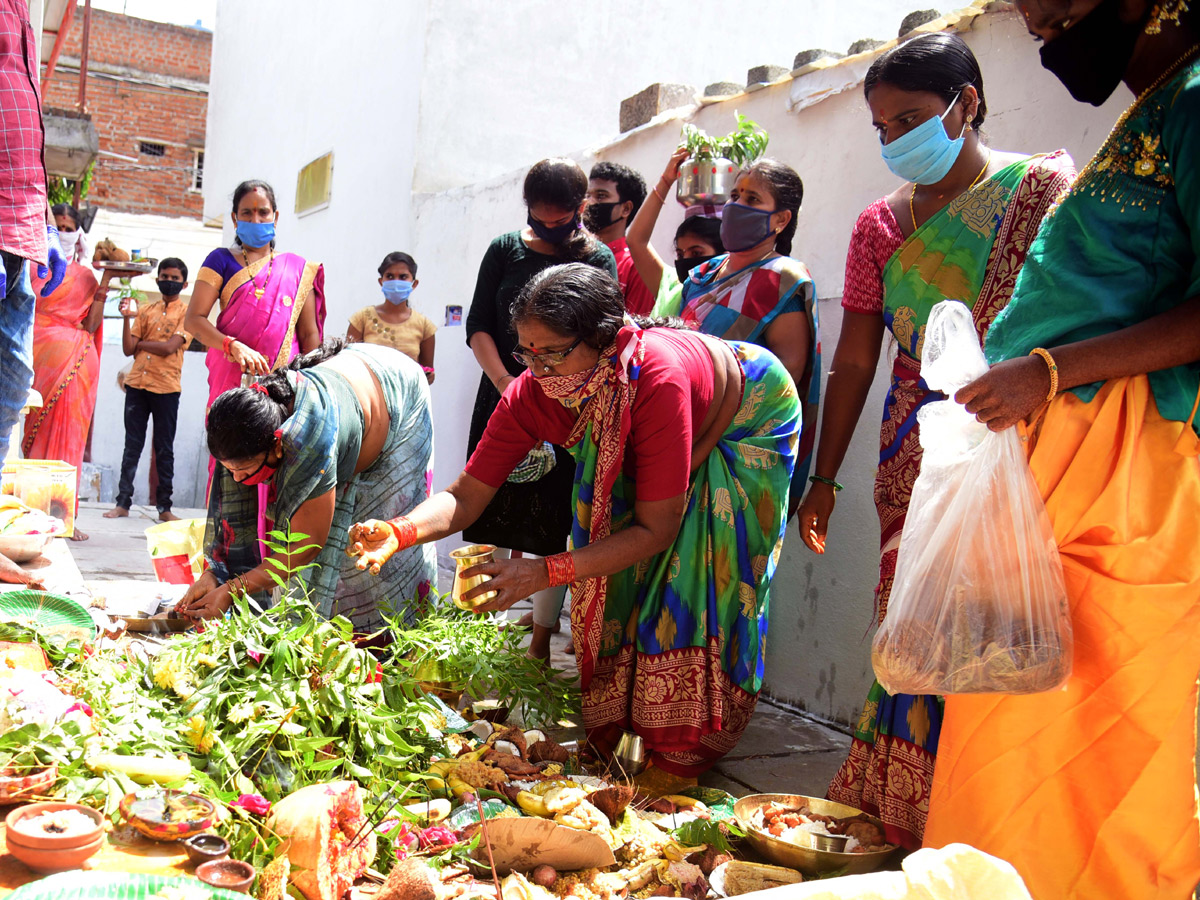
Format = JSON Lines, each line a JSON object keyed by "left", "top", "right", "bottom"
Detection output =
{"left": 349, "top": 263, "right": 801, "bottom": 779}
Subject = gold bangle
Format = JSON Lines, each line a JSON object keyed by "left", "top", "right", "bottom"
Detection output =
{"left": 1029, "top": 347, "right": 1059, "bottom": 403}
{"left": 653, "top": 186, "right": 668, "bottom": 203}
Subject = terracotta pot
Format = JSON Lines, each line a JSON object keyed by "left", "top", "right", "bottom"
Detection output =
{"left": 119, "top": 788, "right": 215, "bottom": 842}
{"left": 183, "top": 832, "right": 230, "bottom": 865}
{"left": 6, "top": 802, "right": 103, "bottom": 848}
{"left": 0, "top": 765, "right": 59, "bottom": 803}
{"left": 5, "top": 802, "right": 105, "bottom": 872}
{"left": 197, "top": 858, "right": 256, "bottom": 893}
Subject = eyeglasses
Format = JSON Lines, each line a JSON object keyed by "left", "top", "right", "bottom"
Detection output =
{"left": 511, "top": 337, "right": 582, "bottom": 369}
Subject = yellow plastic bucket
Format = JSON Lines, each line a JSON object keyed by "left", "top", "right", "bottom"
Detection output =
{"left": 144, "top": 518, "right": 206, "bottom": 585}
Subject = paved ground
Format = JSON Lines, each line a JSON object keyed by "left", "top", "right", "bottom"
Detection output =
{"left": 72, "top": 500, "right": 852, "bottom": 799}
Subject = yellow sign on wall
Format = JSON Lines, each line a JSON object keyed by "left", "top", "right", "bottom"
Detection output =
{"left": 296, "top": 151, "right": 333, "bottom": 215}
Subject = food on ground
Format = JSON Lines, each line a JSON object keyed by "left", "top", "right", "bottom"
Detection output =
{"left": 530, "top": 864, "right": 558, "bottom": 888}
{"left": 528, "top": 740, "right": 569, "bottom": 764}
{"left": 266, "top": 781, "right": 376, "bottom": 900}
{"left": 256, "top": 855, "right": 291, "bottom": 900}
{"left": 0, "top": 496, "right": 62, "bottom": 535}
{"left": 92, "top": 238, "right": 131, "bottom": 263}
{"left": 403, "top": 797, "right": 451, "bottom": 823}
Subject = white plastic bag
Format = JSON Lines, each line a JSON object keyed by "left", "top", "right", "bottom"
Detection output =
{"left": 872, "top": 301, "right": 1072, "bottom": 695}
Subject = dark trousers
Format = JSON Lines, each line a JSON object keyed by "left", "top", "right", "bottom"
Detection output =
{"left": 116, "top": 386, "right": 180, "bottom": 512}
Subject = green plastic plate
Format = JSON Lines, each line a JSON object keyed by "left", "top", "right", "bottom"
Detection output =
{"left": 7, "top": 871, "right": 246, "bottom": 899}
{"left": 0, "top": 589, "right": 95, "bottom": 635}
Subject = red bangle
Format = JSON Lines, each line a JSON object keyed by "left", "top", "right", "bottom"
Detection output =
{"left": 222, "top": 335, "right": 234, "bottom": 356}
{"left": 545, "top": 551, "right": 576, "bottom": 587}
{"left": 388, "top": 516, "right": 418, "bottom": 550}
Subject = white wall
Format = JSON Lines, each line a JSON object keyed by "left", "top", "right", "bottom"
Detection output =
{"left": 407, "top": 8, "right": 1128, "bottom": 723}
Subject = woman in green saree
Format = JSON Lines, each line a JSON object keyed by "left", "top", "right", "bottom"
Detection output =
{"left": 795, "top": 33, "right": 1074, "bottom": 848}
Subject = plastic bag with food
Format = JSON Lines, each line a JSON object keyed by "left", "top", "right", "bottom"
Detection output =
{"left": 872, "top": 300, "right": 1072, "bottom": 695}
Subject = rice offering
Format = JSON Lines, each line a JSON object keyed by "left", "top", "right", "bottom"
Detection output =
{"left": 19, "top": 808, "right": 96, "bottom": 837}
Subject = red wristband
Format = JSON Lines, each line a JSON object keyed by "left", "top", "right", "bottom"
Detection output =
{"left": 545, "top": 551, "right": 576, "bottom": 587}
{"left": 222, "top": 335, "right": 234, "bottom": 356}
{"left": 388, "top": 516, "right": 417, "bottom": 550}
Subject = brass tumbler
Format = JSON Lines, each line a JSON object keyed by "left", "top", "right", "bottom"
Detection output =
{"left": 612, "top": 730, "right": 647, "bottom": 776}
{"left": 450, "top": 544, "right": 497, "bottom": 609}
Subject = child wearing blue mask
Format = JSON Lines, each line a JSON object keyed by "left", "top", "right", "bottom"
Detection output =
{"left": 346, "top": 251, "right": 436, "bottom": 383}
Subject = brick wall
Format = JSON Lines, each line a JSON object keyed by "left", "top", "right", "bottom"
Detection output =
{"left": 42, "top": 7, "right": 211, "bottom": 219}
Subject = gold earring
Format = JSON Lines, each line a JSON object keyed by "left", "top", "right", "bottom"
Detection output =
{"left": 1146, "top": 0, "right": 1189, "bottom": 34}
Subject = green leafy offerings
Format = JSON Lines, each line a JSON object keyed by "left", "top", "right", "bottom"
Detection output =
{"left": 680, "top": 112, "right": 770, "bottom": 168}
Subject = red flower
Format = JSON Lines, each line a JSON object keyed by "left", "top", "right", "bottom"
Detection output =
{"left": 231, "top": 793, "right": 271, "bottom": 816}
{"left": 418, "top": 825, "right": 457, "bottom": 849}
{"left": 246, "top": 648, "right": 264, "bottom": 664}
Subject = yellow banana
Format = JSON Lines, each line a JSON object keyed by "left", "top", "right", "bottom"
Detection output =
{"left": 457, "top": 747, "right": 488, "bottom": 763}
{"left": 424, "top": 776, "right": 446, "bottom": 794}
{"left": 515, "top": 790, "right": 550, "bottom": 817}
{"left": 427, "top": 759, "right": 457, "bottom": 777}
{"left": 661, "top": 794, "right": 704, "bottom": 810}
{"left": 448, "top": 774, "right": 474, "bottom": 799}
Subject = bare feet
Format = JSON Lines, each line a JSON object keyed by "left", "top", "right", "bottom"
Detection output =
{"left": 528, "top": 622, "right": 555, "bottom": 662}
{"left": 158, "top": 510, "right": 180, "bottom": 522}
{"left": 563, "top": 640, "right": 576, "bottom": 656}
{"left": 68, "top": 529, "right": 88, "bottom": 542}
{"left": 103, "top": 507, "right": 129, "bottom": 519}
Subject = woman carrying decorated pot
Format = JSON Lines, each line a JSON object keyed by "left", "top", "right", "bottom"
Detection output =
{"left": 917, "top": 4, "right": 1200, "bottom": 897}
{"left": 624, "top": 146, "right": 725, "bottom": 315}
{"left": 463, "top": 158, "right": 617, "bottom": 662}
{"left": 794, "top": 33, "right": 1074, "bottom": 851}
{"left": 347, "top": 251, "right": 436, "bottom": 383}
{"left": 176, "top": 340, "right": 435, "bottom": 636}
{"left": 635, "top": 153, "right": 819, "bottom": 507}
{"left": 349, "top": 263, "right": 800, "bottom": 783}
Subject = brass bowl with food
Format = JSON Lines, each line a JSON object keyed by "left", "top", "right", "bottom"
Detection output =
{"left": 732, "top": 793, "right": 896, "bottom": 877}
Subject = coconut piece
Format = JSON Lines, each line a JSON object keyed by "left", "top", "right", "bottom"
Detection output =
{"left": 265, "top": 780, "right": 376, "bottom": 900}
{"left": 589, "top": 785, "right": 634, "bottom": 825}
{"left": 256, "top": 855, "right": 291, "bottom": 900}
{"left": 527, "top": 741, "right": 568, "bottom": 765}
{"left": 522, "top": 730, "right": 546, "bottom": 746}
{"left": 490, "top": 725, "right": 528, "bottom": 758}
{"left": 378, "top": 858, "right": 438, "bottom": 900}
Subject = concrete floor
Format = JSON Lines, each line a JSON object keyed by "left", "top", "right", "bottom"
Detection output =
{"left": 72, "top": 500, "right": 852, "bottom": 799}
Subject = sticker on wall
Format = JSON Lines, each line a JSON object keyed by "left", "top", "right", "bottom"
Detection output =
{"left": 445, "top": 305, "right": 462, "bottom": 326}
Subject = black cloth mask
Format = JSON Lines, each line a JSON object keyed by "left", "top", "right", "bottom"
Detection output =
{"left": 1039, "top": 0, "right": 1144, "bottom": 107}
{"left": 157, "top": 279, "right": 185, "bottom": 296}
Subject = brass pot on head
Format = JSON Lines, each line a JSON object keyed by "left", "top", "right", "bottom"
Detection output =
{"left": 450, "top": 544, "right": 498, "bottom": 609}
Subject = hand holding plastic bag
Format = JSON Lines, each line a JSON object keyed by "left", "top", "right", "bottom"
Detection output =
{"left": 872, "top": 301, "right": 1072, "bottom": 695}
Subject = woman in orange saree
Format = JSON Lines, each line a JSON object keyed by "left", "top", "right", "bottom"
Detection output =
{"left": 23, "top": 204, "right": 104, "bottom": 541}
{"left": 923, "top": 5, "right": 1200, "bottom": 897}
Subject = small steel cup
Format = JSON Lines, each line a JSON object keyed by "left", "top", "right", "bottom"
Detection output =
{"left": 806, "top": 831, "right": 852, "bottom": 853}
{"left": 450, "top": 544, "right": 497, "bottom": 609}
{"left": 612, "top": 730, "right": 647, "bottom": 776}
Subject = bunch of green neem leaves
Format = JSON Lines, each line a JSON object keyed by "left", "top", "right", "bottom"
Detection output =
{"left": 385, "top": 604, "right": 579, "bottom": 729}
{"left": 680, "top": 112, "right": 770, "bottom": 168}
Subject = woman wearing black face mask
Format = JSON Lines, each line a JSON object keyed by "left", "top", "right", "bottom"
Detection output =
{"left": 464, "top": 158, "right": 617, "bottom": 662}
{"left": 921, "top": 3, "right": 1200, "bottom": 898}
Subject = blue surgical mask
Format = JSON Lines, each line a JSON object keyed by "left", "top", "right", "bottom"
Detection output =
{"left": 879, "top": 93, "right": 965, "bottom": 185}
{"left": 720, "top": 202, "right": 777, "bottom": 253}
{"left": 381, "top": 279, "right": 413, "bottom": 305}
{"left": 235, "top": 220, "right": 276, "bottom": 249}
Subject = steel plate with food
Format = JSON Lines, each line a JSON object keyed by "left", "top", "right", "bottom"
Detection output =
{"left": 733, "top": 793, "right": 896, "bottom": 877}
{"left": 94, "top": 259, "right": 157, "bottom": 274}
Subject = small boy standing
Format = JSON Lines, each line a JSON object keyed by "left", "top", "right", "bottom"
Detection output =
{"left": 104, "top": 257, "right": 191, "bottom": 522}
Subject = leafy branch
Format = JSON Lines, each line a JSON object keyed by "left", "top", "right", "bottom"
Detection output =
{"left": 680, "top": 112, "right": 769, "bottom": 168}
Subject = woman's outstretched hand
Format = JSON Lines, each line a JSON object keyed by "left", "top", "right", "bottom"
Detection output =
{"left": 347, "top": 519, "right": 400, "bottom": 575}
{"left": 461, "top": 557, "right": 548, "bottom": 614}
{"left": 796, "top": 482, "right": 836, "bottom": 554}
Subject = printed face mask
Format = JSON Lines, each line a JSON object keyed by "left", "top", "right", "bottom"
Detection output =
{"left": 879, "top": 92, "right": 965, "bottom": 185}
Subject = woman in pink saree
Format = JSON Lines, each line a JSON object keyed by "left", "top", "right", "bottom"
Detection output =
{"left": 186, "top": 179, "right": 325, "bottom": 519}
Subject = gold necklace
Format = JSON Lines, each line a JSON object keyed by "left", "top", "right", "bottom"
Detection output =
{"left": 1070, "top": 43, "right": 1200, "bottom": 189}
{"left": 909, "top": 150, "right": 991, "bottom": 232}
{"left": 240, "top": 246, "right": 275, "bottom": 300}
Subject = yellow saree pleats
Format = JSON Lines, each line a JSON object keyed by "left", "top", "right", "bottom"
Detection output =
{"left": 924, "top": 375, "right": 1200, "bottom": 900}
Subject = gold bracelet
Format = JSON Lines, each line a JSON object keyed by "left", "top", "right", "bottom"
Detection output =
{"left": 653, "top": 185, "right": 668, "bottom": 203}
{"left": 1029, "top": 347, "right": 1059, "bottom": 403}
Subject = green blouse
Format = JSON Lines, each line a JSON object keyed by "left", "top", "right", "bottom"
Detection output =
{"left": 986, "top": 57, "right": 1200, "bottom": 432}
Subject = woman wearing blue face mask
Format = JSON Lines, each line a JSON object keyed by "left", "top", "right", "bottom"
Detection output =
{"left": 347, "top": 251, "right": 436, "bottom": 383}
{"left": 464, "top": 158, "right": 617, "bottom": 662}
{"left": 663, "top": 157, "right": 819, "bottom": 513}
{"left": 794, "top": 32, "right": 1074, "bottom": 851}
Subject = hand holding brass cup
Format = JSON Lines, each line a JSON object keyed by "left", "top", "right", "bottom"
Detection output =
{"left": 450, "top": 544, "right": 498, "bottom": 610}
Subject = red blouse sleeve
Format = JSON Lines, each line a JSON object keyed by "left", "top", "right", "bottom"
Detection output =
{"left": 841, "top": 199, "right": 903, "bottom": 315}
{"left": 463, "top": 380, "right": 541, "bottom": 488}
